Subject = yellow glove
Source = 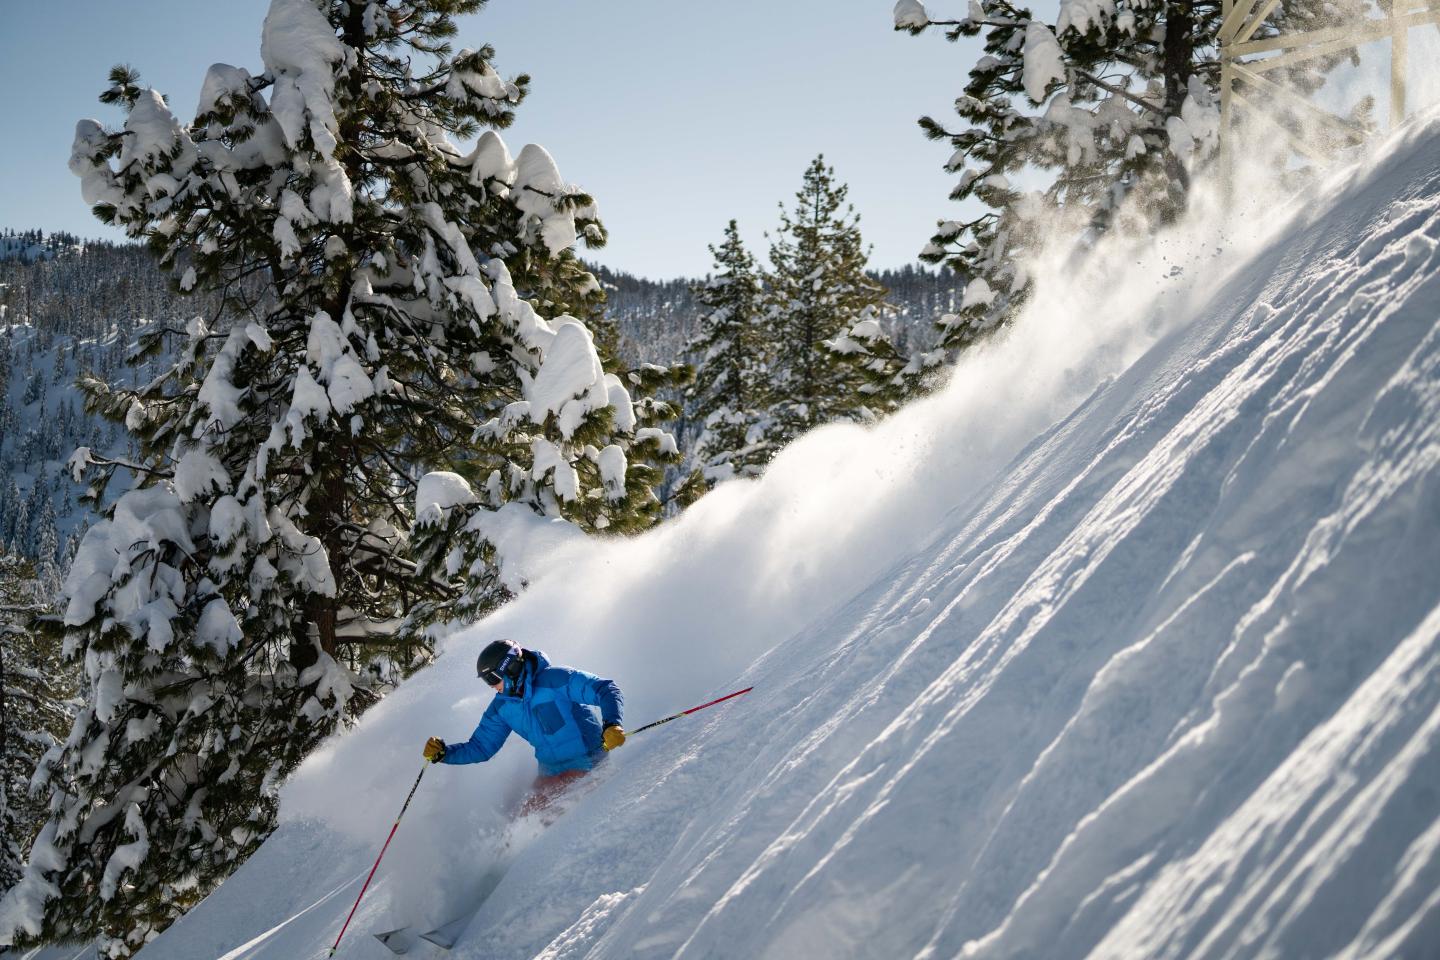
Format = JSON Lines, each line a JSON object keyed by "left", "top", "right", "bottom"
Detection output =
{"left": 602, "top": 725, "right": 626, "bottom": 751}
{"left": 423, "top": 737, "right": 446, "bottom": 763}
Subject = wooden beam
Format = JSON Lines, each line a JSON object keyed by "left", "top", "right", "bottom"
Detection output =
{"left": 1220, "top": 0, "right": 1234, "bottom": 192}
{"left": 1393, "top": 6, "right": 1410, "bottom": 127}
{"left": 1228, "top": 8, "right": 1440, "bottom": 58}
{"left": 1237, "top": 0, "right": 1284, "bottom": 44}
{"left": 1231, "top": 62, "right": 1367, "bottom": 144}
{"left": 1230, "top": 18, "right": 1391, "bottom": 56}
{"left": 1241, "top": 34, "right": 1375, "bottom": 73}
{"left": 1220, "top": 0, "right": 1264, "bottom": 43}
{"left": 1218, "top": 2, "right": 1440, "bottom": 174}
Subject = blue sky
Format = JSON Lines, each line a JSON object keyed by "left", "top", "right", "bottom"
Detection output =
{"left": 0, "top": 0, "right": 978, "bottom": 279}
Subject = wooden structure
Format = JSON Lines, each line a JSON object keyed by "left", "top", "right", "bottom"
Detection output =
{"left": 1220, "top": 0, "right": 1440, "bottom": 163}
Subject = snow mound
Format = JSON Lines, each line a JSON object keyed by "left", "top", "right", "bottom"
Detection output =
{"left": 132, "top": 119, "right": 1440, "bottom": 960}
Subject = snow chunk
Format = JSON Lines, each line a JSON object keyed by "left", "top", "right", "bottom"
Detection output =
{"left": 197, "top": 63, "right": 253, "bottom": 117}
{"left": 1167, "top": 80, "right": 1220, "bottom": 169}
{"left": 118, "top": 89, "right": 189, "bottom": 172}
{"left": 0, "top": 823, "right": 63, "bottom": 940}
{"left": 416, "top": 471, "right": 479, "bottom": 527}
{"left": 209, "top": 495, "right": 247, "bottom": 547}
{"left": 848, "top": 318, "right": 883, "bottom": 341}
{"left": 304, "top": 312, "right": 373, "bottom": 414}
{"left": 262, "top": 0, "right": 346, "bottom": 160}
{"left": 526, "top": 319, "right": 609, "bottom": 438}
{"left": 174, "top": 448, "right": 230, "bottom": 502}
{"left": 605, "top": 373, "right": 637, "bottom": 433}
{"left": 270, "top": 509, "right": 336, "bottom": 596}
{"left": 444, "top": 275, "right": 498, "bottom": 320}
{"left": 598, "top": 444, "right": 627, "bottom": 500}
{"left": 196, "top": 598, "right": 243, "bottom": 654}
{"left": 960, "top": 277, "right": 996, "bottom": 310}
{"left": 635, "top": 427, "right": 679, "bottom": 457}
{"left": 420, "top": 202, "right": 483, "bottom": 277}
{"left": 70, "top": 119, "right": 123, "bottom": 208}
{"left": 1058, "top": 0, "right": 1115, "bottom": 35}
{"left": 446, "top": 50, "right": 510, "bottom": 102}
{"left": 125, "top": 714, "right": 161, "bottom": 744}
{"left": 246, "top": 322, "right": 274, "bottom": 351}
{"left": 469, "top": 130, "right": 516, "bottom": 186}
{"left": 532, "top": 438, "right": 580, "bottom": 502}
{"left": 1023, "top": 21, "right": 1066, "bottom": 102}
{"left": 94, "top": 667, "right": 124, "bottom": 724}
{"left": 273, "top": 217, "right": 302, "bottom": 259}
{"left": 68, "top": 446, "right": 93, "bottom": 483}
{"left": 313, "top": 154, "right": 354, "bottom": 223}
{"left": 62, "top": 487, "right": 195, "bottom": 627}
{"left": 326, "top": 353, "right": 374, "bottom": 414}
{"left": 513, "top": 144, "right": 579, "bottom": 254}
{"left": 894, "top": 0, "right": 929, "bottom": 29}
{"left": 306, "top": 311, "right": 347, "bottom": 371}
{"left": 287, "top": 366, "right": 331, "bottom": 442}
{"left": 197, "top": 327, "right": 252, "bottom": 433}
{"left": 99, "top": 805, "right": 149, "bottom": 901}
{"left": 297, "top": 649, "right": 354, "bottom": 714}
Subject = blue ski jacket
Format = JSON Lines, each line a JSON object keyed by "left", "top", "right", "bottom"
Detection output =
{"left": 441, "top": 649, "right": 623, "bottom": 776}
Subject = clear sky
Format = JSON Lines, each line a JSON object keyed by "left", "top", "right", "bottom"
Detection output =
{"left": 0, "top": 0, "right": 979, "bottom": 279}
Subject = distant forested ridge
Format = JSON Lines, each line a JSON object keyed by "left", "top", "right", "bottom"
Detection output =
{"left": 0, "top": 233, "right": 958, "bottom": 573}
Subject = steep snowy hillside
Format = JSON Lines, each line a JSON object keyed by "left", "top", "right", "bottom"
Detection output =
{"left": 54, "top": 118, "right": 1440, "bottom": 960}
{"left": 0, "top": 322, "right": 162, "bottom": 573}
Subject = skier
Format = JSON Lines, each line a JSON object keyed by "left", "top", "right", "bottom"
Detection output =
{"left": 423, "top": 639, "right": 626, "bottom": 813}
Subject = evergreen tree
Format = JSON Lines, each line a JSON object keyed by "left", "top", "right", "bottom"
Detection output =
{"left": 7, "top": 492, "right": 28, "bottom": 555}
{"left": 31, "top": 500, "right": 60, "bottom": 595}
{"left": 0, "top": 481, "right": 15, "bottom": 543}
{"left": 684, "top": 221, "right": 771, "bottom": 486}
{"left": 760, "top": 156, "right": 899, "bottom": 449}
{"left": 0, "top": 553, "right": 74, "bottom": 898}
{"left": 899, "top": 0, "right": 1364, "bottom": 351}
{"left": 2, "top": 1, "right": 676, "bottom": 953}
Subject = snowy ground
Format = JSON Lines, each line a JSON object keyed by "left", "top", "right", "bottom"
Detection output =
{"left": 16, "top": 116, "right": 1440, "bottom": 960}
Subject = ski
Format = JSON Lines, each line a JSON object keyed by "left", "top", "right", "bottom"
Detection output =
{"left": 418, "top": 910, "right": 476, "bottom": 950}
{"left": 371, "top": 843, "right": 514, "bottom": 953}
{"left": 373, "top": 925, "right": 419, "bottom": 955}
{"left": 416, "top": 851, "right": 514, "bottom": 950}
{"left": 372, "top": 764, "right": 611, "bottom": 951}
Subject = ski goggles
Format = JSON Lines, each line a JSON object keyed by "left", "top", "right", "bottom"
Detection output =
{"left": 479, "top": 649, "right": 521, "bottom": 687}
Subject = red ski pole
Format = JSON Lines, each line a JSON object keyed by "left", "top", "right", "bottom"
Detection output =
{"left": 327, "top": 764, "right": 427, "bottom": 957}
{"left": 630, "top": 686, "right": 754, "bottom": 736}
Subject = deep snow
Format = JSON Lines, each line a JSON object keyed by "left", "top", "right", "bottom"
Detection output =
{"left": 16, "top": 116, "right": 1440, "bottom": 960}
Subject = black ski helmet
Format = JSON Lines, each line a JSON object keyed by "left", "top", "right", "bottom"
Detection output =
{"left": 476, "top": 639, "right": 524, "bottom": 687}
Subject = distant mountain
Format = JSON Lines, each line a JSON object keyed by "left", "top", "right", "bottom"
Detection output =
{"left": 592, "top": 261, "right": 961, "bottom": 365}
{"left": 0, "top": 229, "right": 85, "bottom": 266}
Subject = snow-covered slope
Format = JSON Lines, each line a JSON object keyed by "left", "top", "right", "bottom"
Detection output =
{"left": 114, "top": 118, "right": 1440, "bottom": 960}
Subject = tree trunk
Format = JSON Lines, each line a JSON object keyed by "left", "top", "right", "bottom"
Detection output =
{"left": 1161, "top": 2, "right": 1196, "bottom": 206}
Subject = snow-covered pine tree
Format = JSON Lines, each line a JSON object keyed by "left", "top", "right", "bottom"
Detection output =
{"left": 823, "top": 300, "right": 931, "bottom": 409}
{"left": 761, "top": 156, "right": 899, "bottom": 448}
{"left": 0, "top": 553, "right": 74, "bottom": 899}
{"left": 898, "top": 0, "right": 1364, "bottom": 350}
{"left": 683, "top": 221, "right": 771, "bottom": 487}
{"left": 1, "top": 1, "right": 674, "bottom": 954}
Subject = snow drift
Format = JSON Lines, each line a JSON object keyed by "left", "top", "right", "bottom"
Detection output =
{"left": 68, "top": 116, "right": 1440, "bottom": 960}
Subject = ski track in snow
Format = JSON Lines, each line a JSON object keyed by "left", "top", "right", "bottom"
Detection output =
{"left": 125, "top": 120, "right": 1440, "bottom": 960}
